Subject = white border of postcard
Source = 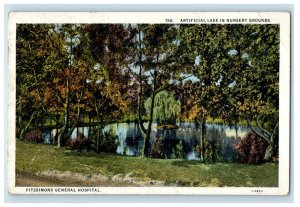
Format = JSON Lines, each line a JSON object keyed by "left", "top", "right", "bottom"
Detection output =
{"left": 8, "top": 12, "right": 290, "bottom": 195}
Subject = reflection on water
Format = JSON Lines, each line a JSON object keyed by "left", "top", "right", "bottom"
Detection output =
{"left": 111, "top": 122, "right": 249, "bottom": 161}
{"left": 43, "top": 122, "right": 249, "bottom": 161}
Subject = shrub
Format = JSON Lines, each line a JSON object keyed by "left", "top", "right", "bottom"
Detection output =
{"left": 25, "top": 129, "right": 43, "bottom": 143}
{"left": 65, "top": 133, "right": 90, "bottom": 152}
{"left": 233, "top": 132, "right": 268, "bottom": 164}
{"left": 194, "top": 140, "right": 221, "bottom": 163}
{"left": 151, "top": 136, "right": 167, "bottom": 159}
{"left": 194, "top": 144, "right": 202, "bottom": 159}
{"left": 208, "top": 139, "right": 221, "bottom": 163}
{"left": 203, "top": 140, "right": 212, "bottom": 162}
{"left": 172, "top": 140, "right": 185, "bottom": 159}
{"left": 100, "top": 127, "right": 118, "bottom": 153}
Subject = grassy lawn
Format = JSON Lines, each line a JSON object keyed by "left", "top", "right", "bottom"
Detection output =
{"left": 16, "top": 140, "right": 278, "bottom": 187}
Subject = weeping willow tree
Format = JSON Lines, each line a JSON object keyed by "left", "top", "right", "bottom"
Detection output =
{"left": 145, "top": 90, "right": 180, "bottom": 125}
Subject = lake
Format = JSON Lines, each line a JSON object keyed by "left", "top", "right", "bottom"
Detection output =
{"left": 42, "top": 122, "right": 250, "bottom": 161}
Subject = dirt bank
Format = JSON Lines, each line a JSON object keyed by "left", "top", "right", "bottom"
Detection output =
{"left": 16, "top": 170, "right": 165, "bottom": 187}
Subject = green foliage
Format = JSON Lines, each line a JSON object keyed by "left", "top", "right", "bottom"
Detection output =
{"left": 83, "top": 126, "right": 118, "bottom": 154}
{"left": 145, "top": 90, "right": 180, "bottom": 125}
{"left": 194, "top": 140, "right": 222, "bottom": 163}
{"left": 16, "top": 24, "right": 61, "bottom": 117}
{"left": 100, "top": 127, "right": 119, "bottom": 153}
{"left": 172, "top": 140, "right": 185, "bottom": 159}
{"left": 204, "top": 140, "right": 221, "bottom": 163}
{"left": 194, "top": 144, "right": 202, "bottom": 159}
{"left": 16, "top": 23, "right": 279, "bottom": 158}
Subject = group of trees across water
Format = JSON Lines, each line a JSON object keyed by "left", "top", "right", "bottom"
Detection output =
{"left": 16, "top": 23, "right": 279, "bottom": 162}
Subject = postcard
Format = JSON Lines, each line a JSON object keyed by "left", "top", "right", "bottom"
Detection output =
{"left": 8, "top": 12, "right": 290, "bottom": 195}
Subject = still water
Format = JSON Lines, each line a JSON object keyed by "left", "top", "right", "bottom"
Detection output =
{"left": 42, "top": 122, "right": 250, "bottom": 161}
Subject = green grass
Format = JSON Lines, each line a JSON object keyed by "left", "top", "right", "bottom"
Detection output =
{"left": 16, "top": 140, "right": 278, "bottom": 187}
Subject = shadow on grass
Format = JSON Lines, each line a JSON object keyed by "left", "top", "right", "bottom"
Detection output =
{"left": 171, "top": 160, "right": 200, "bottom": 168}
{"left": 62, "top": 150, "right": 110, "bottom": 158}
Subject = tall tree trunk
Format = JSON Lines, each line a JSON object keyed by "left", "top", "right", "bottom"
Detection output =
{"left": 66, "top": 105, "right": 81, "bottom": 138}
{"left": 234, "top": 119, "right": 239, "bottom": 139}
{"left": 19, "top": 113, "right": 35, "bottom": 140}
{"left": 87, "top": 114, "right": 92, "bottom": 139}
{"left": 264, "top": 145, "right": 273, "bottom": 161}
{"left": 201, "top": 116, "right": 207, "bottom": 162}
{"left": 138, "top": 87, "right": 146, "bottom": 137}
{"left": 94, "top": 102, "right": 103, "bottom": 154}
{"left": 87, "top": 115, "right": 91, "bottom": 139}
{"left": 18, "top": 115, "right": 23, "bottom": 129}
{"left": 57, "top": 121, "right": 67, "bottom": 147}
{"left": 41, "top": 112, "right": 44, "bottom": 128}
{"left": 96, "top": 114, "right": 102, "bottom": 154}
{"left": 137, "top": 26, "right": 147, "bottom": 139}
{"left": 264, "top": 121, "right": 279, "bottom": 160}
{"left": 54, "top": 127, "right": 58, "bottom": 144}
{"left": 52, "top": 113, "right": 60, "bottom": 144}
{"left": 143, "top": 92, "right": 156, "bottom": 157}
{"left": 57, "top": 79, "right": 70, "bottom": 147}
{"left": 50, "top": 115, "right": 53, "bottom": 126}
{"left": 18, "top": 115, "right": 23, "bottom": 138}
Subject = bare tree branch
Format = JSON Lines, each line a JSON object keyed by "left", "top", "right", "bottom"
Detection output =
{"left": 255, "top": 115, "right": 272, "bottom": 139}
{"left": 246, "top": 116, "right": 271, "bottom": 144}
{"left": 271, "top": 121, "right": 279, "bottom": 143}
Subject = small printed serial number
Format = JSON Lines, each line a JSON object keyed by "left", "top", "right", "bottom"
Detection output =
{"left": 251, "top": 189, "right": 263, "bottom": 193}
{"left": 165, "top": 19, "right": 174, "bottom": 23}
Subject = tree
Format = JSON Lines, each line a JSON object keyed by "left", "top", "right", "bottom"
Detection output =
{"left": 45, "top": 24, "right": 99, "bottom": 147}
{"left": 144, "top": 90, "right": 180, "bottom": 125}
{"left": 178, "top": 24, "right": 232, "bottom": 160}
{"left": 87, "top": 69, "right": 128, "bottom": 153}
{"left": 86, "top": 24, "right": 131, "bottom": 152}
{"left": 16, "top": 24, "right": 64, "bottom": 139}
{"left": 177, "top": 24, "right": 279, "bottom": 161}
{"left": 17, "top": 24, "right": 103, "bottom": 147}
{"left": 225, "top": 24, "right": 280, "bottom": 160}
{"left": 125, "top": 24, "right": 187, "bottom": 157}
{"left": 16, "top": 23, "right": 279, "bottom": 161}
